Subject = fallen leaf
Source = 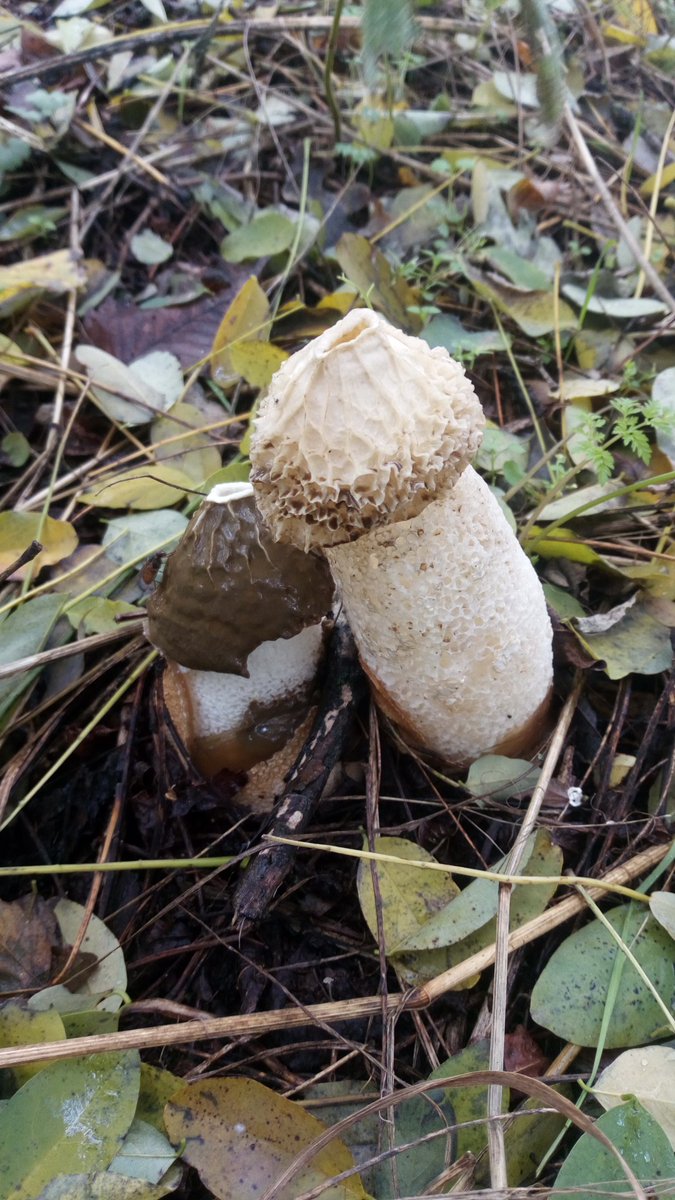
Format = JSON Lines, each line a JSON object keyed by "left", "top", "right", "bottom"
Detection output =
{"left": 79, "top": 465, "right": 196, "bottom": 510}
{"left": 334, "top": 233, "right": 422, "bottom": 331}
{"left": 101, "top": 511, "right": 187, "bottom": 571}
{"left": 572, "top": 597, "right": 673, "bottom": 678}
{"left": 0, "top": 1052, "right": 140, "bottom": 1199}
{"left": 221, "top": 211, "right": 295, "bottom": 263}
{"left": 0, "top": 896, "right": 62, "bottom": 991}
{"left": 468, "top": 270, "right": 577, "bottom": 336}
{"left": 0, "top": 249, "right": 85, "bottom": 301}
{"left": 109, "top": 1120, "right": 177, "bottom": 1184}
{"left": 554, "top": 1099, "right": 675, "bottom": 1200}
{"left": 164, "top": 1077, "right": 367, "bottom": 1200}
{"left": 650, "top": 892, "right": 675, "bottom": 940}
{"left": 0, "top": 512, "right": 78, "bottom": 579}
{"left": 356, "top": 836, "right": 460, "bottom": 955}
{"left": 75, "top": 346, "right": 182, "bottom": 427}
{"left": 531, "top": 904, "right": 675, "bottom": 1047}
{"left": 0, "top": 1002, "right": 66, "bottom": 1086}
{"left": 0, "top": 593, "right": 65, "bottom": 724}
{"left": 82, "top": 289, "right": 244, "bottom": 371}
{"left": 150, "top": 402, "right": 221, "bottom": 486}
{"left": 562, "top": 282, "right": 668, "bottom": 319}
{"left": 595, "top": 1045, "right": 675, "bottom": 1149}
{"left": 210, "top": 276, "right": 271, "bottom": 385}
{"left": 130, "top": 230, "right": 173, "bottom": 265}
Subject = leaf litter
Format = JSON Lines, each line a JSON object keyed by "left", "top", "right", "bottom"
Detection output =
{"left": 0, "top": 1, "right": 674, "bottom": 1198}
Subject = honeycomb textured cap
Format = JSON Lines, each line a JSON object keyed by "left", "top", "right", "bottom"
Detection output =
{"left": 250, "top": 309, "right": 485, "bottom": 549}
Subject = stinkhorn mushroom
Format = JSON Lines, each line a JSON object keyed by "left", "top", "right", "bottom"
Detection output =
{"left": 250, "top": 309, "right": 554, "bottom": 766}
{"left": 147, "top": 481, "right": 334, "bottom": 799}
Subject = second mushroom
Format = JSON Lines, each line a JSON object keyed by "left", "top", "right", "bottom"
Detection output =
{"left": 250, "top": 309, "right": 553, "bottom": 767}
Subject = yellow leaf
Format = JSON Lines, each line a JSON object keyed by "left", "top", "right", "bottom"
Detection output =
{"left": 317, "top": 289, "right": 358, "bottom": 314}
{"left": 0, "top": 249, "right": 85, "bottom": 297}
{"left": 229, "top": 340, "right": 288, "bottom": 388}
{"left": 0, "top": 512, "right": 78, "bottom": 579}
{"left": 210, "top": 276, "right": 271, "bottom": 384}
{"left": 612, "top": 0, "right": 658, "bottom": 36}
{"left": 80, "top": 465, "right": 195, "bottom": 509}
{"left": 601, "top": 20, "right": 647, "bottom": 43}
{"left": 641, "top": 161, "right": 675, "bottom": 197}
{"left": 527, "top": 526, "right": 603, "bottom": 565}
{"left": 165, "top": 1078, "right": 368, "bottom": 1200}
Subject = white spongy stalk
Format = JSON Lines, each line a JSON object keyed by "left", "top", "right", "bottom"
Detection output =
{"left": 327, "top": 467, "right": 553, "bottom": 763}
{"left": 178, "top": 623, "right": 323, "bottom": 739}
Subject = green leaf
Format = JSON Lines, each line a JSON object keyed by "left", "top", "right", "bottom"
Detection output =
{"left": 421, "top": 314, "right": 509, "bottom": 358}
{"left": 130, "top": 230, "right": 173, "bottom": 264}
{"left": 356, "top": 836, "right": 460, "bottom": 955}
{"left": 476, "top": 427, "right": 529, "bottom": 479}
{"left": 164, "top": 1077, "right": 368, "bottom": 1200}
{"left": 221, "top": 212, "right": 294, "bottom": 263}
{"left": 2, "top": 432, "right": 31, "bottom": 467}
{"left": 101, "top": 511, "right": 188, "bottom": 566}
{"left": 531, "top": 903, "right": 675, "bottom": 1048}
{"left": 334, "top": 234, "right": 421, "bottom": 330}
{"left": 562, "top": 282, "right": 669, "bottom": 319}
{"left": 109, "top": 1120, "right": 177, "bottom": 1184}
{"left": 553, "top": 1099, "right": 675, "bottom": 1200}
{"left": 572, "top": 597, "right": 673, "bottom": 679}
{"left": 362, "top": 0, "right": 415, "bottom": 72}
{"left": 0, "top": 207, "right": 66, "bottom": 242}
{"left": 35, "top": 1169, "right": 180, "bottom": 1198}
{"left": 66, "top": 597, "right": 139, "bottom": 636}
{"left": 465, "top": 755, "right": 541, "bottom": 801}
{"left": 396, "top": 830, "right": 559, "bottom": 953}
{"left": 0, "top": 594, "right": 64, "bottom": 724}
{"left": 0, "top": 1052, "right": 141, "bottom": 1199}
{"left": 542, "top": 582, "right": 586, "bottom": 619}
{"left": 427, "top": 1040, "right": 504, "bottom": 1162}
{"left": 487, "top": 247, "right": 550, "bottom": 290}
{"left": 393, "top": 830, "right": 563, "bottom": 987}
{"left": 595, "top": 1046, "right": 675, "bottom": 1150}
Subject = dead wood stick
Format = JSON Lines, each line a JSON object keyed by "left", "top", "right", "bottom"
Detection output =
{"left": 232, "top": 616, "right": 365, "bottom": 928}
{"left": 0, "top": 540, "right": 42, "bottom": 585}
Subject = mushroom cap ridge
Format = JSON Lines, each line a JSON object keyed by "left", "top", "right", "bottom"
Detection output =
{"left": 250, "top": 309, "right": 485, "bottom": 550}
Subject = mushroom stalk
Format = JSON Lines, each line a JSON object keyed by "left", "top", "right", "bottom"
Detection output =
{"left": 326, "top": 466, "right": 552, "bottom": 764}
{"left": 250, "top": 309, "right": 553, "bottom": 766}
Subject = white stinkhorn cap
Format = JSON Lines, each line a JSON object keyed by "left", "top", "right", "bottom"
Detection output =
{"left": 249, "top": 310, "right": 553, "bottom": 765}
{"left": 251, "top": 308, "right": 485, "bottom": 549}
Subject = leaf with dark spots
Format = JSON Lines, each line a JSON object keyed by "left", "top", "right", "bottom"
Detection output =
{"left": 164, "top": 1078, "right": 367, "bottom": 1200}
